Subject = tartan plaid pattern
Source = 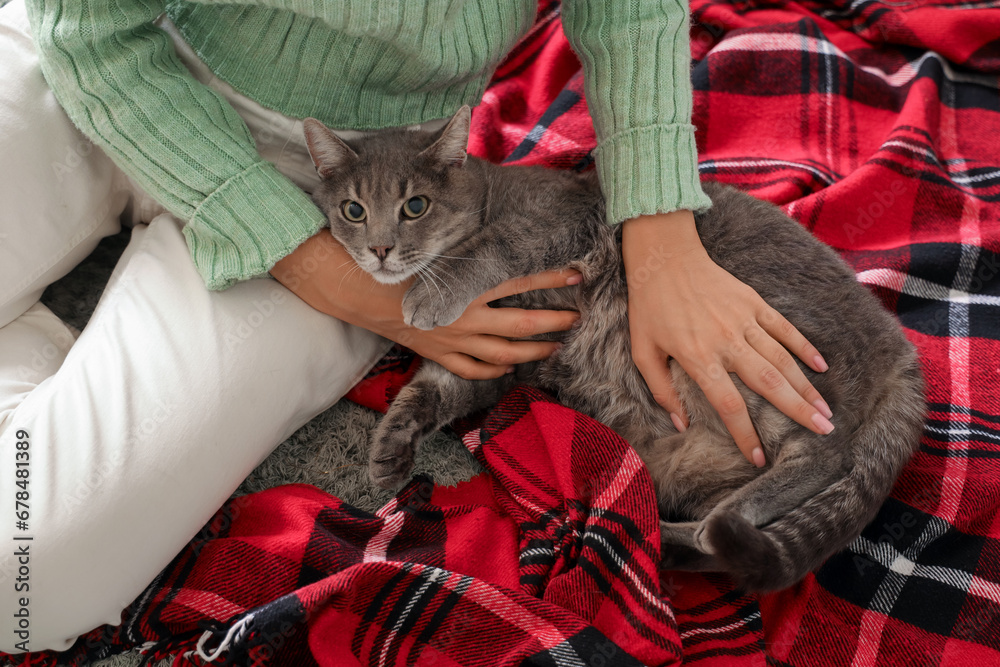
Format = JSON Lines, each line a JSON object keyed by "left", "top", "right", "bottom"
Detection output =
{"left": 8, "top": 1, "right": 1000, "bottom": 665}
{"left": 681, "top": 2, "right": 1000, "bottom": 665}
{"left": 13, "top": 388, "right": 681, "bottom": 667}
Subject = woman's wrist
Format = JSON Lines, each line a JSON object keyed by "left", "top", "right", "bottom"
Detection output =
{"left": 270, "top": 232, "right": 409, "bottom": 339}
{"left": 621, "top": 210, "right": 708, "bottom": 281}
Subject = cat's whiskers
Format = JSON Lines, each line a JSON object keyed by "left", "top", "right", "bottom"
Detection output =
{"left": 337, "top": 261, "right": 366, "bottom": 295}
{"left": 418, "top": 259, "right": 458, "bottom": 293}
{"left": 397, "top": 256, "right": 455, "bottom": 286}
{"left": 419, "top": 266, "right": 451, "bottom": 303}
{"left": 413, "top": 259, "right": 456, "bottom": 305}
{"left": 414, "top": 266, "right": 446, "bottom": 306}
{"left": 331, "top": 256, "right": 369, "bottom": 290}
{"left": 415, "top": 260, "right": 458, "bottom": 284}
{"left": 416, "top": 251, "right": 486, "bottom": 262}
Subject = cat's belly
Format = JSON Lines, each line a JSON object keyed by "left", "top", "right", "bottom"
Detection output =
{"left": 533, "top": 285, "right": 785, "bottom": 510}
{"left": 536, "top": 288, "right": 682, "bottom": 446}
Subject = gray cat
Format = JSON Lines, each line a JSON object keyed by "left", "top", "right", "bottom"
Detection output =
{"left": 302, "top": 107, "right": 925, "bottom": 592}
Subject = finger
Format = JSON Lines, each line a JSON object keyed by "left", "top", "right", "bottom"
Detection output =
{"left": 632, "top": 347, "right": 688, "bottom": 428}
{"left": 757, "top": 306, "right": 828, "bottom": 373}
{"left": 437, "top": 353, "right": 513, "bottom": 381}
{"left": 482, "top": 268, "right": 582, "bottom": 302}
{"left": 731, "top": 348, "right": 835, "bottom": 439}
{"left": 745, "top": 324, "right": 833, "bottom": 419}
{"left": 463, "top": 337, "right": 561, "bottom": 367}
{"left": 695, "top": 368, "right": 764, "bottom": 467}
{"left": 470, "top": 307, "right": 580, "bottom": 339}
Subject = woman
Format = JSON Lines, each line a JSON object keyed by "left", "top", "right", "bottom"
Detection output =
{"left": 0, "top": 0, "right": 830, "bottom": 653}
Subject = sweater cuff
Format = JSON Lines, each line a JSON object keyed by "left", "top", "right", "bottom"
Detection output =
{"left": 183, "top": 161, "right": 327, "bottom": 290}
{"left": 595, "top": 123, "right": 713, "bottom": 226}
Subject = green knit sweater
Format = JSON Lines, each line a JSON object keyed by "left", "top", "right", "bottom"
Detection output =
{"left": 26, "top": 0, "right": 711, "bottom": 290}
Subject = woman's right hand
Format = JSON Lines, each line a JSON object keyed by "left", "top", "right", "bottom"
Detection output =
{"left": 271, "top": 232, "right": 581, "bottom": 379}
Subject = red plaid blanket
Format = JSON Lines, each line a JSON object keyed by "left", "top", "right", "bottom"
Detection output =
{"left": 10, "top": 1, "right": 1000, "bottom": 665}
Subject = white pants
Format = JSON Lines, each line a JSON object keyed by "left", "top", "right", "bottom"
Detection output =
{"left": 0, "top": 1, "right": 393, "bottom": 653}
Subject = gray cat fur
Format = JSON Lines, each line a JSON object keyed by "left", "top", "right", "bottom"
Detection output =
{"left": 303, "top": 106, "right": 925, "bottom": 592}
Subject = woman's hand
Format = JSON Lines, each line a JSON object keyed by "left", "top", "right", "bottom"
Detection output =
{"left": 621, "top": 210, "right": 834, "bottom": 467}
{"left": 271, "top": 232, "right": 580, "bottom": 379}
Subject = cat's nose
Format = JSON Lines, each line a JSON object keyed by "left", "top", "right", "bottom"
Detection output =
{"left": 369, "top": 245, "right": 393, "bottom": 260}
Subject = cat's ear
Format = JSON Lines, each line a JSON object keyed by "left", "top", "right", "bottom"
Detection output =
{"left": 419, "top": 105, "right": 471, "bottom": 168}
{"left": 303, "top": 117, "right": 358, "bottom": 179}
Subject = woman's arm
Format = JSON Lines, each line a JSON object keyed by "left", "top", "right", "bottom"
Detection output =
{"left": 26, "top": 0, "right": 581, "bottom": 369}
{"left": 622, "top": 211, "right": 833, "bottom": 467}
{"left": 561, "top": 0, "right": 831, "bottom": 465}
{"left": 561, "top": 0, "right": 711, "bottom": 222}
{"left": 272, "top": 233, "right": 582, "bottom": 380}
{"left": 25, "top": 0, "right": 327, "bottom": 290}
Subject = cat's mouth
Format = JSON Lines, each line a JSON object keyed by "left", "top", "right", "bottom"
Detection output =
{"left": 352, "top": 248, "right": 428, "bottom": 285}
{"left": 348, "top": 250, "right": 411, "bottom": 285}
{"left": 368, "top": 264, "right": 414, "bottom": 285}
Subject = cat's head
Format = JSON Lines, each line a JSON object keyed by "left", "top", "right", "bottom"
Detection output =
{"left": 303, "top": 106, "right": 478, "bottom": 285}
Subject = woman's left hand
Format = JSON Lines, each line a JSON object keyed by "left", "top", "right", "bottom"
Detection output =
{"left": 621, "top": 209, "right": 834, "bottom": 467}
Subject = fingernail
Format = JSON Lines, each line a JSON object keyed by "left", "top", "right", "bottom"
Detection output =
{"left": 566, "top": 273, "right": 583, "bottom": 285}
{"left": 670, "top": 413, "right": 687, "bottom": 433}
{"left": 812, "top": 412, "right": 835, "bottom": 434}
{"left": 553, "top": 343, "right": 564, "bottom": 352}
{"left": 813, "top": 355, "right": 829, "bottom": 372}
{"left": 813, "top": 398, "right": 833, "bottom": 419}
{"left": 506, "top": 366, "right": 515, "bottom": 374}
{"left": 752, "top": 447, "right": 766, "bottom": 468}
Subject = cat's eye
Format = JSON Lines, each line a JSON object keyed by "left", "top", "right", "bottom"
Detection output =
{"left": 341, "top": 201, "right": 367, "bottom": 222}
{"left": 402, "top": 196, "right": 428, "bottom": 219}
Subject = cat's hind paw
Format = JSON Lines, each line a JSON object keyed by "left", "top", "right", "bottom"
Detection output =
{"left": 659, "top": 520, "right": 722, "bottom": 572}
{"left": 369, "top": 418, "right": 421, "bottom": 489}
{"left": 369, "top": 452, "right": 414, "bottom": 490}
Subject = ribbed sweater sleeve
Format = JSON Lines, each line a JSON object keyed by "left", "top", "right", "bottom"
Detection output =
{"left": 561, "top": 0, "right": 712, "bottom": 225}
{"left": 25, "top": 0, "right": 327, "bottom": 290}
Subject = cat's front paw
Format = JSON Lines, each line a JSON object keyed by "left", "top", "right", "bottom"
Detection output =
{"left": 402, "top": 287, "right": 467, "bottom": 331}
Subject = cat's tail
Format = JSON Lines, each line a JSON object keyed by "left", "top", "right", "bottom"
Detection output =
{"left": 703, "top": 363, "right": 925, "bottom": 592}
